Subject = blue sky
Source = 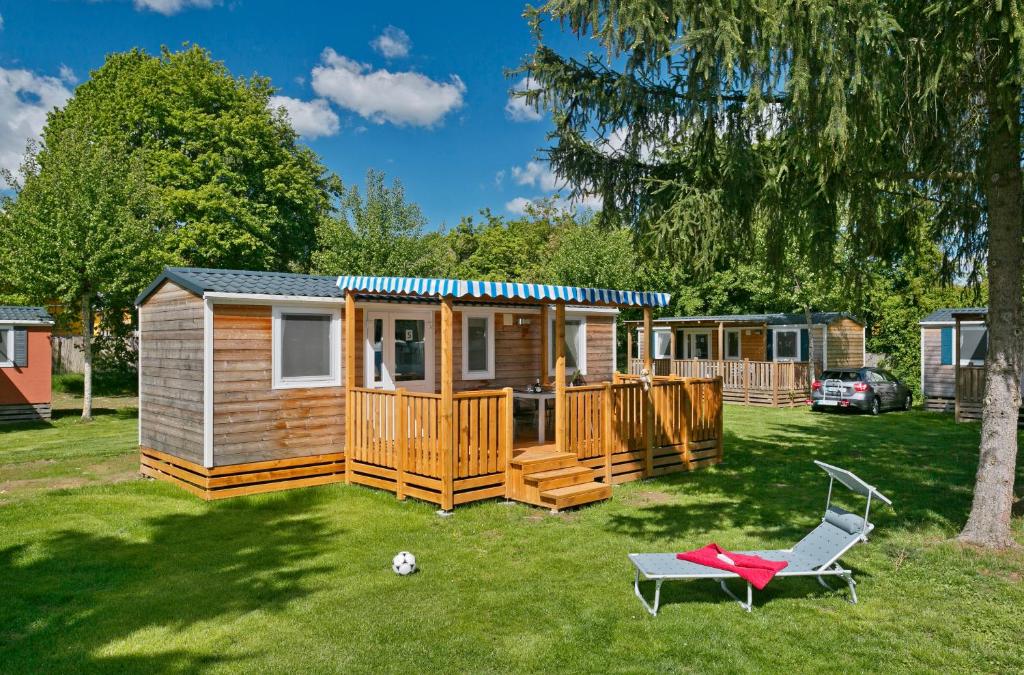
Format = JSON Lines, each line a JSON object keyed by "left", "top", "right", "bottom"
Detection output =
{"left": 0, "top": 0, "right": 595, "bottom": 229}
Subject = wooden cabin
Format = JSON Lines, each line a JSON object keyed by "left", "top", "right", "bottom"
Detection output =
{"left": 626, "top": 312, "right": 865, "bottom": 406}
{"left": 136, "top": 268, "right": 724, "bottom": 509}
{"left": 0, "top": 306, "right": 54, "bottom": 422}
{"left": 920, "top": 307, "right": 1022, "bottom": 423}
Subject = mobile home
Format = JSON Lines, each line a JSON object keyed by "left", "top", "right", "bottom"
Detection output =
{"left": 136, "top": 268, "right": 724, "bottom": 509}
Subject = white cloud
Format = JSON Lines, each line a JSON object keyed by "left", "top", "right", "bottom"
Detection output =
{"left": 58, "top": 65, "right": 78, "bottom": 85}
{"left": 504, "top": 197, "right": 533, "bottom": 214}
{"left": 132, "top": 0, "right": 220, "bottom": 14}
{"left": 511, "top": 160, "right": 563, "bottom": 191}
{"left": 505, "top": 159, "right": 603, "bottom": 215}
{"left": 0, "top": 67, "right": 73, "bottom": 176}
{"left": 268, "top": 95, "right": 340, "bottom": 139}
{"left": 311, "top": 48, "right": 465, "bottom": 128}
{"left": 371, "top": 26, "right": 411, "bottom": 59}
{"left": 504, "top": 76, "right": 542, "bottom": 122}
{"left": 505, "top": 194, "right": 601, "bottom": 216}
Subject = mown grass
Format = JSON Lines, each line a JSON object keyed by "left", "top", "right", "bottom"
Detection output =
{"left": 0, "top": 405, "right": 1021, "bottom": 673}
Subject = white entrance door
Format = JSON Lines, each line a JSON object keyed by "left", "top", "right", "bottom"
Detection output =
{"left": 364, "top": 309, "right": 435, "bottom": 393}
{"left": 685, "top": 330, "right": 712, "bottom": 359}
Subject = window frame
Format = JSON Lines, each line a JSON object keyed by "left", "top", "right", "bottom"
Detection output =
{"left": 0, "top": 326, "right": 13, "bottom": 368}
{"left": 548, "top": 313, "right": 588, "bottom": 376}
{"left": 959, "top": 325, "right": 987, "bottom": 366}
{"left": 461, "top": 309, "right": 496, "bottom": 380}
{"left": 773, "top": 328, "right": 800, "bottom": 362}
{"left": 271, "top": 304, "right": 342, "bottom": 390}
{"left": 725, "top": 329, "right": 742, "bottom": 360}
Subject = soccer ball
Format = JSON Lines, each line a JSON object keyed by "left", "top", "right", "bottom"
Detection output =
{"left": 392, "top": 551, "right": 417, "bottom": 576}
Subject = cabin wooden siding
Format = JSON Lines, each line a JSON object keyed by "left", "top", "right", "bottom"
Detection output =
{"left": 826, "top": 318, "right": 864, "bottom": 369}
{"left": 138, "top": 281, "right": 204, "bottom": 464}
{"left": 0, "top": 326, "right": 52, "bottom": 405}
{"left": 212, "top": 304, "right": 346, "bottom": 466}
{"left": 741, "top": 329, "right": 767, "bottom": 361}
{"left": 921, "top": 326, "right": 955, "bottom": 399}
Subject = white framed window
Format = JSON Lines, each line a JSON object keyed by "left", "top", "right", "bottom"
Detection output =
{"left": 549, "top": 314, "right": 587, "bottom": 375}
{"left": 725, "top": 329, "right": 741, "bottom": 360}
{"left": 773, "top": 328, "right": 799, "bottom": 361}
{"left": 0, "top": 326, "right": 12, "bottom": 367}
{"left": 272, "top": 305, "right": 341, "bottom": 389}
{"left": 461, "top": 309, "right": 495, "bottom": 380}
{"left": 653, "top": 329, "right": 672, "bottom": 359}
{"left": 959, "top": 325, "right": 988, "bottom": 366}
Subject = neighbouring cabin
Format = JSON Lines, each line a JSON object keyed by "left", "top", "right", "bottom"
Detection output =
{"left": 920, "top": 307, "right": 1023, "bottom": 424}
{"left": 136, "top": 268, "right": 724, "bottom": 509}
{"left": 626, "top": 312, "right": 865, "bottom": 407}
{"left": 0, "top": 306, "right": 54, "bottom": 423}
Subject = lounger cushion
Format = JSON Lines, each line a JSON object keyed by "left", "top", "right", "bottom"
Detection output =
{"left": 824, "top": 506, "right": 866, "bottom": 535}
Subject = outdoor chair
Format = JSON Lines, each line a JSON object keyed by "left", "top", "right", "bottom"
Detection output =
{"left": 629, "top": 461, "right": 892, "bottom": 614}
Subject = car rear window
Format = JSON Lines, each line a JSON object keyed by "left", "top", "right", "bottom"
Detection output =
{"left": 822, "top": 370, "right": 862, "bottom": 381}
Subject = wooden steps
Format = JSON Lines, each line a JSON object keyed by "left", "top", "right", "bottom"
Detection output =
{"left": 507, "top": 446, "right": 611, "bottom": 511}
{"left": 540, "top": 482, "right": 612, "bottom": 510}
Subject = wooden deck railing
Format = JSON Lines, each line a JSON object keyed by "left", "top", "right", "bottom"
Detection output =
{"left": 349, "top": 376, "right": 724, "bottom": 506}
{"left": 957, "top": 366, "right": 986, "bottom": 404}
{"left": 347, "top": 387, "right": 512, "bottom": 508}
{"left": 562, "top": 375, "right": 725, "bottom": 482}
{"left": 629, "top": 358, "right": 810, "bottom": 406}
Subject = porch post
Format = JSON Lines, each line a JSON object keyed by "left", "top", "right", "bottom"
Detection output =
{"left": 554, "top": 301, "right": 566, "bottom": 452}
{"left": 344, "top": 291, "right": 356, "bottom": 485}
{"left": 668, "top": 325, "right": 677, "bottom": 374}
{"left": 626, "top": 322, "right": 634, "bottom": 374}
{"left": 441, "top": 296, "right": 455, "bottom": 511}
{"left": 717, "top": 320, "right": 725, "bottom": 382}
{"left": 954, "top": 314, "right": 961, "bottom": 421}
{"left": 540, "top": 303, "right": 550, "bottom": 386}
{"left": 642, "top": 306, "right": 654, "bottom": 477}
{"left": 642, "top": 307, "right": 653, "bottom": 374}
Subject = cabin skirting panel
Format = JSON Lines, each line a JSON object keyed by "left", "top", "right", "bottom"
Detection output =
{"left": 140, "top": 447, "right": 346, "bottom": 500}
{"left": 0, "top": 403, "right": 52, "bottom": 423}
{"left": 348, "top": 459, "right": 506, "bottom": 506}
{"left": 578, "top": 439, "right": 723, "bottom": 485}
{"left": 924, "top": 397, "right": 955, "bottom": 414}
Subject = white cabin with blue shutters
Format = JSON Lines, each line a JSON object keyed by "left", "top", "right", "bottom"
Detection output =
{"left": 919, "top": 307, "right": 994, "bottom": 419}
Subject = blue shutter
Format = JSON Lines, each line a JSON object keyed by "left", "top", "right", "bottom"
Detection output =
{"left": 765, "top": 329, "right": 773, "bottom": 360}
{"left": 939, "top": 327, "right": 953, "bottom": 365}
{"left": 13, "top": 328, "right": 28, "bottom": 367}
{"left": 800, "top": 328, "right": 810, "bottom": 362}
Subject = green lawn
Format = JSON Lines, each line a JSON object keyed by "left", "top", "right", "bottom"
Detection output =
{"left": 1, "top": 405, "right": 1021, "bottom": 673}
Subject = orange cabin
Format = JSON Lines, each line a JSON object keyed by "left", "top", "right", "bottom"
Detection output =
{"left": 0, "top": 306, "right": 54, "bottom": 422}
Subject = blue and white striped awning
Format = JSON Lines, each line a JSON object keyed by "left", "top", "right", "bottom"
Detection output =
{"left": 336, "top": 275, "right": 670, "bottom": 308}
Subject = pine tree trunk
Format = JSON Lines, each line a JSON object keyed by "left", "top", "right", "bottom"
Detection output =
{"left": 80, "top": 293, "right": 93, "bottom": 422}
{"left": 958, "top": 72, "right": 1022, "bottom": 549}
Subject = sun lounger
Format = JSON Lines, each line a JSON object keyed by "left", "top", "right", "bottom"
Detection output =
{"left": 629, "top": 461, "right": 892, "bottom": 614}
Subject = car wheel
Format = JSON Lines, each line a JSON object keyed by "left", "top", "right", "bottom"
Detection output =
{"left": 903, "top": 394, "right": 912, "bottom": 411}
{"left": 870, "top": 397, "right": 880, "bottom": 416}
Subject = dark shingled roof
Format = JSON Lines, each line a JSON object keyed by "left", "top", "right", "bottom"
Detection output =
{"left": 0, "top": 306, "right": 54, "bottom": 324}
{"left": 647, "top": 311, "right": 860, "bottom": 326}
{"left": 919, "top": 307, "right": 988, "bottom": 324}
{"left": 136, "top": 267, "right": 344, "bottom": 305}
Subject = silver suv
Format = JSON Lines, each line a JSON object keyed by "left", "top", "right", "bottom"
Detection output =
{"left": 810, "top": 367, "right": 912, "bottom": 415}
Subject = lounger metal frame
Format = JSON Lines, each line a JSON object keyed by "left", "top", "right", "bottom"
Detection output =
{"left": 629, "top": 461, "right": 891, "bottom": 614}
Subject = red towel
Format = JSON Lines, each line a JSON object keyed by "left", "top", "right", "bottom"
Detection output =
{"left": 677, "top": 543, "right": 788, "bottom": 590}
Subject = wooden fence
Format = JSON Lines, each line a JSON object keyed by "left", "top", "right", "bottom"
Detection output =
{"left": 630, "top": 358, "right": 809, "bottom": 407}
{"left": 563, "top": 376, "right": 724, "bottom": 483}
{"left": 347, "top": 387, "right": 512, "bottom": 508}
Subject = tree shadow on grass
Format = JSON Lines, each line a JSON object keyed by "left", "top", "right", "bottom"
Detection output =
{"left": 606, "top": 410, "right": 1018, "bottom": 547}
{"left": 0, "top": 489, "right": 339, "bottom": 672}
